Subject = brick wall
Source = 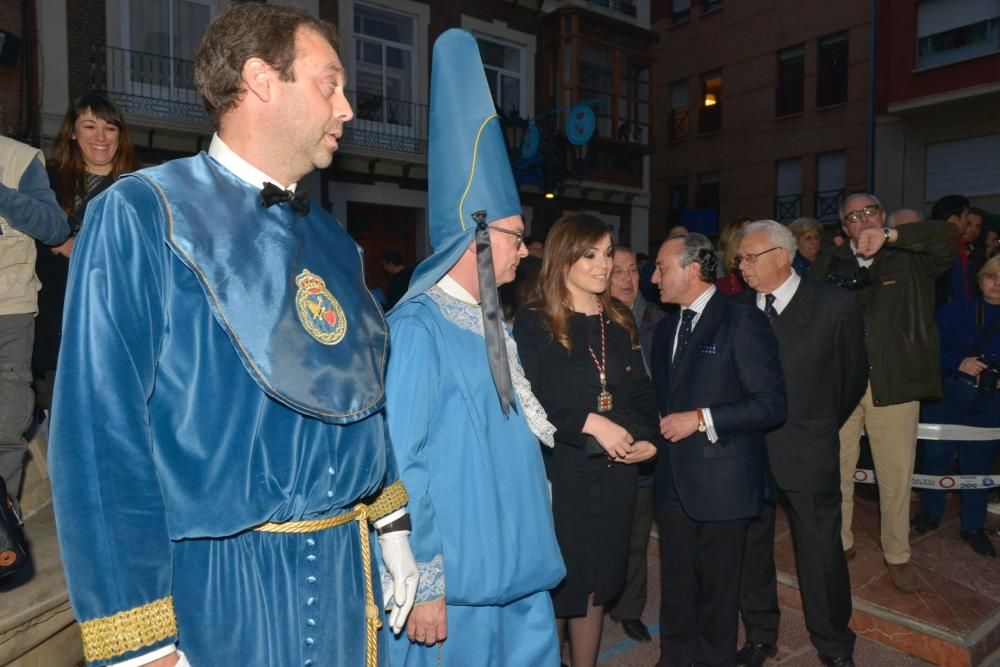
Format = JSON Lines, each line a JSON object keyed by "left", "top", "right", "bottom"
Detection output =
{"left": 66, "top": 0, "right": 105, "bottom": 104}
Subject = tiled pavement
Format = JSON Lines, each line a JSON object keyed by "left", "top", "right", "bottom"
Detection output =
{"left": 591, "top": 490, "right": 1000, "bottom": 666}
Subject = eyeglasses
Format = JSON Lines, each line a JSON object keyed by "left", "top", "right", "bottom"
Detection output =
{"left": 611, "top": 268, "right": 639, "bottom": 278}
{"left": 489, "top": 225, "right": 524, "bottom": 250}
{"left": 843, "top": 205, "right": 881, "bottom": 224}
{"left": 733, "top": 247, "right": 781, "bottom": 267}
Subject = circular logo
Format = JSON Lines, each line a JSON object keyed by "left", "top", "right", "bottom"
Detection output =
{"left": 938, "top": 476, "right": 956, "bottom": 489}
{"left": 0, "top": 550, "right": 18, "bottom": 567}
{"left": 295, "top": 270, "right": 348, "bottom": 346}
{"left": 853, "top": 469, "right": 870, "bottom": 483}
{"left": 521, "top": 124, "right": 541, "bottom": 160}
{"left": 565, "top": 104, "right": 596, "bottom": 146}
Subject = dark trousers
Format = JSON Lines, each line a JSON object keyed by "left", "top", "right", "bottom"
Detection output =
{"left": 739, "top": 490, "right": 855, "bottom": 659}
{"left": 920, "top": 439, "right": 1000, "bottom": 530}
{"left": 657, "top": 493, "right": 750, "bottom": 667}
{"left": 610, "top": 484, "right": 654, "bottom": 621}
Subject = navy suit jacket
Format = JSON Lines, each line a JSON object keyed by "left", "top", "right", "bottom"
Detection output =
{"left": 651, "top": 290, "right": 787, "bottom": 521}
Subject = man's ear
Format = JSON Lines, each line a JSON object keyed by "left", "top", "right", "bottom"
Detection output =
{"left": 242, "top": 57, "right": 273, "bottom": 103}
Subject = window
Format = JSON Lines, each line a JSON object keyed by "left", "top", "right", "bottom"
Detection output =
{"left": 775, "top": 158, "right": 802, "bottom": 222}
{"left": 926, "top": 134, "right": 1000, "bottom": 200}
{"left": 816, "top": 151, "right": 846, "bottom": 221}
{"left": 477, "top": 36, "right": 523, "bottom": 117}
{"left": 353, "top": 3, "right": 416, "bottom": 125}
{"left": 618, "top": 57, "right": 650, "bottom": 143}
{"left": 669, "top": 177, "right": 689, "bottom": 226}
{"left": 817, "top": 33, "right": 848, "bottom": 108}
{"left": 669, "top": 79, "right": 690, "bottom": 141}
{"left": 697, "top": 172, "right": 720, "bottom": 210}
{"left": 672, "top": 0, "right": 691, "bottom": 23}
{"left": 699, "top": 71, "right": 722, "bottom": 134}
{"left": 123, "top": 0, "right": 214, "bottom": 97}
{"left": 917, "top": 0, "right": 1000, "bottom": 68}
{"left": 579, "top": 43, "right": 615, "bottom": 139}
{"left": 776, "top": 45, "right": 804, "bottom": 117}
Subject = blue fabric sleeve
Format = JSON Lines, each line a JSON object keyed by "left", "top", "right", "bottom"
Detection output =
{"left": 48, "top": 180, "right": 176, "bottom": 665}
{"left": 384, "top": 307, "right": 445, "bottom": 603}
{"left": 0, "top": 158, "right": 69, "bottom": 245}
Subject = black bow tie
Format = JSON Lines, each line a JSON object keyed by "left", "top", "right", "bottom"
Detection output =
{"left": 261, "top": 182, "right": 310, "bottom": 217}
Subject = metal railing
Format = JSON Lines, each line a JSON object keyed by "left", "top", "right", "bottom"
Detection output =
{"left": 815, "top": 188, "right": 844, "bottom": 222}
{"left": 668, "top": 108, "right": 689, "bottom": 141}
{"left": 341, "top": 91, "right": 428, "bottom": 156}
{"left": 775, "top": 194, "right": 801, "bottom": 223}
{"left": 91, "top": 44, "right": 209, "bottom": 126}
{"left": 585, "top": 0, "right": 638, "bottom": 17}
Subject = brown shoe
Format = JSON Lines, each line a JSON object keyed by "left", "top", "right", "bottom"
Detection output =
{"left": 885, "top": 560, "right": 921, "bottom": 593}
{"left": 844, "top": 546, "right": 856, "bottom": 561}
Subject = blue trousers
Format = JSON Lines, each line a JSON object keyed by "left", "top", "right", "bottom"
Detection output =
{"left": 919, "top": 439, "right": 1000, "bottom": 530}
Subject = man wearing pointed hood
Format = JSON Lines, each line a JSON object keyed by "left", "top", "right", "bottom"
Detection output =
{"left": 382, "top": 29, "right": 565, "bottom": 666}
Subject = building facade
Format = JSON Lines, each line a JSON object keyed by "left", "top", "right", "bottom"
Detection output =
{"left": 874, "top": 0, "right": 1000, "bottom": 214}
{"left": 650, "top": 0, "right": 872, "bottom": 239}
{"left": 27, "top": 0, "right": 656, "bottom": 297}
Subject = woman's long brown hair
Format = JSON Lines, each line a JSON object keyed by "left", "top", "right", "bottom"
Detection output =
{"left": 528, "top": 212, "right": 636, "bottom": 352}
{"left": 49, "top": 92, "right": 139, "bottom": 214}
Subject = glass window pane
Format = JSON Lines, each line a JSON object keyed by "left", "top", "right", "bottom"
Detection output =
{"left": 363, "top": 41, "right": 382, "bottom": 66}
{"left": 501, "top": 74, "right": 520, "bottom": 115}
{"left": 356, "top": 4, "right": 413, "bottom": 45}
{"left": 131, "top": 0, "right": 169, "bottom": 55}
{"left": 580, "top": 44, "right": 614, "bottom": 90}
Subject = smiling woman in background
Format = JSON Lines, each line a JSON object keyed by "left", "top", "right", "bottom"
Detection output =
{"left": 33, "top": 92, "right": 138, "bottom": 405}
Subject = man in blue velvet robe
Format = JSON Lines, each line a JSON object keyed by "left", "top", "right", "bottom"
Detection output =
{"left": 48, "top": 6, "right": 417, "bottom": 666}
{"left": 382, "top": 30, "right": 565, "bottom": 667}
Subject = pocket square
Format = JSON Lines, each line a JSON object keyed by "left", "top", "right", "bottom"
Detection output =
{"left": 698, "top": 344, "right": 717, "bottom": 354}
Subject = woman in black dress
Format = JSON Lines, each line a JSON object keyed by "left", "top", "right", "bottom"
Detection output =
{"left": 513, "top": 213, "right": 658, "bottom": 667}
{"left": 33, "top": 92, "right": 138, "bottom": 405}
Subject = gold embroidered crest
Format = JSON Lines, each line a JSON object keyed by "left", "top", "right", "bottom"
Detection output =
{"left": 295, "top": 269, "right": 347, "bottom": 345}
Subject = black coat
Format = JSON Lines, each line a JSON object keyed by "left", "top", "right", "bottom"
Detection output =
{"left": 650, "top": 290, "right": 787, "bottom": 521}
{"left": 513, "top": 305, "right": 656, "bottom": 616}
{"left": 735, "top": 279, "right": 868, "bottom": 492}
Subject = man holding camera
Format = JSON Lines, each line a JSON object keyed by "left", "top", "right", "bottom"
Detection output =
{"left": 811, "top": 192, "right": 953, "bottom": 592}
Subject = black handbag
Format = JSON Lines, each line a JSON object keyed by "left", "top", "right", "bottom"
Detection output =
{"left": 0, "top": 476, "right": 28, "bottom": 577}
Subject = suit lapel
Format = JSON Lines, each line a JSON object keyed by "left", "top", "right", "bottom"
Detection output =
{"left": 669, "top": 291, "right": 724, "bottom": 398}
{"left": 773, "top": 280, "right": 812, "bottom": 340}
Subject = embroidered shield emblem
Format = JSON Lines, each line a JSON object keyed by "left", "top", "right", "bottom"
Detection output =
{"left": 294, "top": 269, "right": 348, "bottom": 345}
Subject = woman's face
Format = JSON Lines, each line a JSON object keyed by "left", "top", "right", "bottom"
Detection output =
{"left": 980, "top": 271, "right": 1000, "bottom": 305}
{"left": 73, "top": 109, "right": 120, "bottom": 175}
{"left": 797, "top": 230, "right": 821, "bottom": 261}
{"left": 565, "top": 233, "right": 614, "bottom": 302}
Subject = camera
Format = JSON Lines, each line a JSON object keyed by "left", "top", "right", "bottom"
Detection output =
{"left": 978, "top": 359, "right": 1000, "bottom": 396}
{"left": 824, "top": 267, "right": 873, "bottom": 291}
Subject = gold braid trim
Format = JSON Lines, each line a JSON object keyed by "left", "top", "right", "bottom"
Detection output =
{"left": 366, "top": 480, "right": 408, "bottom": 522}
{"left": 79, "top": 596, "right": 178, "bottom": 664}
{"left": 252, "top": 481, "right": 407, "bottom": 667}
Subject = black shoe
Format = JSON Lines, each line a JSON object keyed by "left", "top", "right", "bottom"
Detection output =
{"left": 619, "top": 617, "right": 652, "bottom": 642}
{"left": 819, "top": 656, "right": 855, "bottom": 667}
{"left": 735, "top": 641, "right": 777, "bottom": 667}
{"left": 960, "top": 529, "right": 997, "bottom": 557}
{"left": 911, "top": 512, "right": 939, "bottom": 535}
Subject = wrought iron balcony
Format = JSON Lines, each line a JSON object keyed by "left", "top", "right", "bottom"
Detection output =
{"left": 340, "top": 91, "right": 428, "bottom": 156}
{"left": 775, "top": 194, "right": 801, "bottom": 223}
{"left": 815, "top": 188, "right": 844, "bottom": 222}
{"left": 91, "top": 44, "right": 209, "bottom": 126}
{"left": 583, "top": 0, "right": 638, "bottom": 18}
{"left": 668, "top": 108, "right": 689, "bottom": 142}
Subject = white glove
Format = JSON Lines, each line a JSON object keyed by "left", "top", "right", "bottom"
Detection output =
{"left": 378, "top": 530, "right": 418, "bottom": 634}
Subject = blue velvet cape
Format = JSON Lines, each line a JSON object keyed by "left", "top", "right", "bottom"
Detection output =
{"left": 49, "top": 153, "right": 398, "bottom": 666}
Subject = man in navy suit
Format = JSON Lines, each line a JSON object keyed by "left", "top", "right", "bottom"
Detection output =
{"left": 651, "top": 232, "right": 787, "bottom": 667}
{"left": 734, "top": 221, "right": 867, "bottom": 667}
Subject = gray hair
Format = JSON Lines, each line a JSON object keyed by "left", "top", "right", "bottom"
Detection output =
{"left": 741, "top": 220, "right": 797, "bottom": 256}
{"left": 886, "top": 208, "right": 921, "bottom": 228}
{"left": 787, "top": 217, "right": 822, "bottom": 238}
{"left": 673, "top": 232, "right": 718, "bottom": 283}
{"left": 840, "top": 192, "right": 883, "bottom": 220}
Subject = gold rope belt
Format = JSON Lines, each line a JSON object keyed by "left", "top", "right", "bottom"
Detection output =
{"left": 254, "top": 480, "right": 408, "bottom": 667}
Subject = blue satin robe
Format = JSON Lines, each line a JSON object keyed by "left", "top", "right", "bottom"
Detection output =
{"left": 48, "top": 154, "right": 398, "bottom": 666}
{"left": 383, "top": 290, "right": 565, "bottom": 666}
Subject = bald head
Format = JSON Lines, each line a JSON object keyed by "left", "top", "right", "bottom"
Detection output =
{"left": 887, "top": 209, "right": 921, "bottom": 228}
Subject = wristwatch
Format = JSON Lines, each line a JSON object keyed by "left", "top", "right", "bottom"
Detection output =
{"left": 696, "top": 408, "right": 707, "bottom": 433}
{"left": 882, "top": 227, "right": 891, "bottom": 242}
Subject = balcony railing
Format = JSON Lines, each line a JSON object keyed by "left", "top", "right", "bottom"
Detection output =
{"left": 91, "top": 44, "right": 209, "bottom": 126}
{"left": 341, "top": 91, "right": 428, "bottom": 156}
{"left": 668, "top": 108, "right": 689, "bottom": 141}
{"left": 584, "top": 0, "right": 638, "bottom": 17}
{"left": 775, "top": 194, "right": 801, "bottom": 223}
{"left": 815, "top": 188, "right": 844, "bottom": 222}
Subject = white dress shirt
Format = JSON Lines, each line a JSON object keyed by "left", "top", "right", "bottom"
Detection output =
{"left": 755, "top": 270, "right": 801, "bottom": 316}
{"left": 671, "top": 285, "right": 720, "bottom": 443}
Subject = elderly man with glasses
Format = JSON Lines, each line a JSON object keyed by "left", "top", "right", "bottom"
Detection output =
{"left": 811, "top": 192, "right": 954, "bottom": 593}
